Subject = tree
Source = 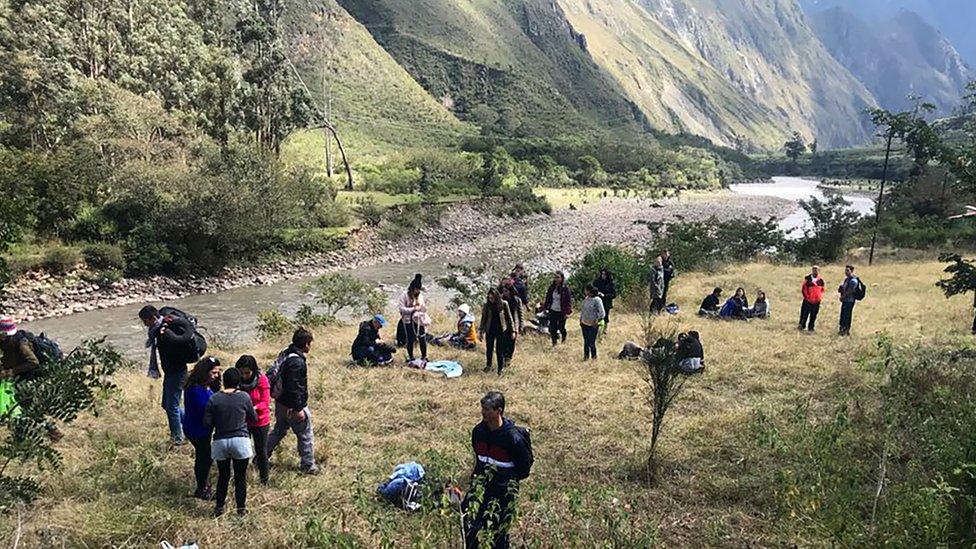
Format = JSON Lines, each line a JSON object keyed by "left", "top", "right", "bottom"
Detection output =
{"left": 305, "top": 273, "right": 386, "bottom": 322}
{"left": 0, "top": 340, "right": 129, "bottom": 509}
{"left": 577, "top": 155, "right": 606, "bottom": 186}
{"left": 791, "top": 195, "right": 862, "bottom": 262}
{"left": 937, "top": 253, "right": 976, "bottom": 302}
{"left": 480, "top": 147, "right": 514, "bottom": 196}
{"left": 784, "top": 132, "right": 807, "bottom": 163}
{"left": 639, "top": 322, "right": 689, "bottom": 479}
{"left": 810, "top": 139, "right": 818, "bottom": 157}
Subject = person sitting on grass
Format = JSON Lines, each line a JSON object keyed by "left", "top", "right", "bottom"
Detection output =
{"left": 352, "top": 315, "right": 396, "bottom": 366}
{"left": 745, "top": 290, "right": 771, "bottom": 319}
{"left": 431, "top": 305, "right": 478, "bottom": 349}
{"left": 698, "top": 287, "right": 723, "bottom": 317}
{"left": 676, "top": 331, "right": 705, "bottom": 374}
{"left": 719, "top": 287, "right": 748, "bottom": 320}
{"left": 204, "top": 367, "right": 257, "bottom": 517}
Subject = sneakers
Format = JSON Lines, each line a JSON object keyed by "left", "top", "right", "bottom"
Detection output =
{"left": 193, "top": 485, "right": 213, "bottom": 501}
{"left": 213, "top": 506, "right": 225, "bottom": 518}
{"left": 236, "top": 508, "right": 248, "bottom": 517}
{"left": 300, "top": 465, "right": 320, "bottom": 476}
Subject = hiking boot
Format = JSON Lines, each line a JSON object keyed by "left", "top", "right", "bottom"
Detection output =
{"left": 482, "top": 365, "right": 492, "bottom": 373}
{"left": 213, "top": 506, "right": 225, "bottom": 518}
{"left": 301, "top": 465, "right": 320, "bottom": 476}
{"left": 193, "top": 485, "right": 213, "bottom": 500}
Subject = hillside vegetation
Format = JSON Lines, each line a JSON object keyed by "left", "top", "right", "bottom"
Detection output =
{"left": 3, "top": 261, "right": 975, "bottom": 546}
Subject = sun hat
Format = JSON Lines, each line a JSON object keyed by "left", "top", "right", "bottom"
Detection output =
{"left": 0, "top": 316, "right": 17, "bottom": 336}
{"left": 458, "top": 304, "right": 471, "bottom": 315}
{"left": 373, "top": 314, "right": 388, "bottom": 327}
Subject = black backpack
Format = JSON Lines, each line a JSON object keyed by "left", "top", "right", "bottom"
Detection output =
{"left": 514, "top": 425, "right": 534, "bottom": 480}
{"left": 158, "top": 307, "right": 207, "bottom": 364}
{"left": 854, "top": 279, "right": 867, "bottom": 301}
{"left": 17, "top": 330, "right": 64, "bottom": 364}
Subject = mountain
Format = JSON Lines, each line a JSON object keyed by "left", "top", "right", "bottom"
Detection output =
{"left": 800, "top": 0, "right": 976, "bottom": 68}
{"left": 808, "top": 7, "right": 974, "bottom": 115}
{"left": 280, "top": 0, "right": 471, "bottom": 158}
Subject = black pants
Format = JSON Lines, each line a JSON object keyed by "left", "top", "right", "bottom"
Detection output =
{"left": 603, "top": 306, "right": 612, "bottom": 325}
{"left": 405, "top": 323, "right": 427, "bottom": 361}
{"left": 485, "top": 331, "right": 506, "bottom": 373}
{"left": 651, "top": 297, "right": 665, "bottom": 314}
{"left": 463, "top": 489, "right": 516, "bottom": 549}
{"left": 581, "top": 324, "right": 599, "bottom": 360}
{"left": 799, "top": 301, "right": 821, "bottom": 331}
{"left": 249, "top": 425, "right": 269, "bottom": 483}
{"left": 215, "top": 458, "right": 249, "bottom": 512}
{"left": 839, "top": 301, "right": 856, "bottom": 333}
{"left": 549, "top": 311, "right": 567, "bottom": 345}
{"left": 503, "top": 331, "right": 516, "bottom": 362}
{"left": 662, "top": 280, "right": 672, "bottom": 304}
{"left": 188, "top": 436, "right": 212, "bottom": 492}
{"left": 971, "top": 309, "right": 975, "bottom": 334}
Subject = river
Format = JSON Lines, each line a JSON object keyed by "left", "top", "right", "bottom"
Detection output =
{"left": 22, "top": 176, "right": 866, "bottom": 354}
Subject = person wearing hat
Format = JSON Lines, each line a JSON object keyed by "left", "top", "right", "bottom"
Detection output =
{"left": 431, "top": 304, "right": 478, "bottom": 349}
{"left": 398, "top": 275, "right": 429, "bottom": 364}
{"left": 0, "top": 316, "right": 40, "bottom": 382}
{"left": 352, "top": 315, "right": 397, "bottom": 366}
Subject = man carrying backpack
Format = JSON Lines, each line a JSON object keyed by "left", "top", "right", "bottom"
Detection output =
{"left": 267, "top": 328, "right": 318, "bottom": 475}
{"left": 838, "top": 265, "right": 862, "bottom": 336}
{"left": 0, "top": 315, "right": 62, "bottom": 440}
{"left": 463, "top": 391, "right": 532, "bottom": 549}
{"left": 140, "top": 305, "right": 204, "bottom": 446}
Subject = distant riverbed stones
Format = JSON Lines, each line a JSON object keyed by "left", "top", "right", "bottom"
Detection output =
{"left": 6, "top": 193, "right": 793, "bottom": 322}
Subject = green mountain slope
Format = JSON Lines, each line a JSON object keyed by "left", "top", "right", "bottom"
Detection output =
{"left": 334, "top": 0, "right": 647, "bottom": 137}
{"left": 280, "top": 0, "right": 471, "bottom": 161}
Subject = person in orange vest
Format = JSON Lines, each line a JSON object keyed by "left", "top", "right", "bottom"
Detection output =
{"left": 798, "top": 265, "right": 825, "bottom": 332}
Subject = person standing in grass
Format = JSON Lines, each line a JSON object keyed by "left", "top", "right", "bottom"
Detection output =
{"left": 398, "top": 281, "right": 429, "bottom": 364}
{"left": 463, "top": 391, "right": 533, "bottom": 549}
{"left": 267, "top": 328, "right": 318, "bottom": 475}
{"left": 204, "top": 367, "right": 257, "bottom": 517}
{"left": 480, "top": 288, "right": 514, "bottom": 375}
{"left": 500, "top": 284, "right": 523, "bottom": 364}
{"left": 660, "top": 250, "right": 676, "bottom": 304}
{"left": 236, "top": 355, "right": 271, "bottom": 485}
{"left": 182, "top": 356, "right": 221, "bottom": 500}
{"left": 649, "top": 257, "right": 665, "bottom": 314}
{"left": 972, "top": 293, "right": 976, "bottom": 336}
{"left": 592, "top": 268, "right": 616, "bottom": 333}
{"left": 543, "top": 271, "right": 572, "bottom": 346}
{"left": 838, "top": 265, "right": 860, "bottom": 336}
{"left": 579, "top": 285, "right": 606, "bottom": 361}
{"left": 510, "top": 264, "right": 531, "bottom": 315}
{"left": 799, "top": 265, "right": 826, "bottom": 332}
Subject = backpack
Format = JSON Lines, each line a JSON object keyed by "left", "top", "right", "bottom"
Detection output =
{"left": 267, "top": 352, "right": 298, "bottom": 401}
{"left": 514, "top": 425, "right": 534, "bottom": 479}
{"left": 17, "top": 331, "right": 64, "bottom": 364}
{"left": 159, "top": 307, "right": 207, "bottom": 364}
{"left": 854, "top": 279, "right": 867, "bottom": 301}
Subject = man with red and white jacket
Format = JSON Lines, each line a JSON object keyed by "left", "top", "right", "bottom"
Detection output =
{"left": 798, "top": 265, "right": 826, "bottom": 332}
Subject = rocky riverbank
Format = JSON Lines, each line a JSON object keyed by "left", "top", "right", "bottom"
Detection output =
{"left": 6, "top": 192, "right": 793, "bottom": 322}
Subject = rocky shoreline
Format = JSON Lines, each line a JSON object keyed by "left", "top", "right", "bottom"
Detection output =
{"left": 6, "top": 192, "right": 794, "bottom": 322}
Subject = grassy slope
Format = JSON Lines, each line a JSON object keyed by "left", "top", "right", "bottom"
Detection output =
{"left": 279, "top": 0, "right": 472, "bottom": 165}
{"left": 334, "top": 0, "right": 646, "bottom": 138}
{"left": 4, "top": 260, "right": 974, "bottom": 546}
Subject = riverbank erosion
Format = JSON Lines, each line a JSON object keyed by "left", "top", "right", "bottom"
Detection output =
{"left": 5, "top": 192, "right": 793, "bottom": 322}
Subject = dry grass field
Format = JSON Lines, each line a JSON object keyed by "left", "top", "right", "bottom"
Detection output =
{"left": 2, "top": 260, "right": 974, "bottom": 547}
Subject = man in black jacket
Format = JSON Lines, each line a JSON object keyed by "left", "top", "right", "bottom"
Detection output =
{"left": 463, "top": 391, "right": 532, "bottom": 549}
{"left": 140, "top": 305, "right": 196, "bottom": 445}
{"left": 351, "top": 315, "right": 395, "bottom": 365}
{"left": 267, "top": 328, "right": 318, "bottom": 474}
{"left": 660, "top": 250, "right": 676, "bottom": 305}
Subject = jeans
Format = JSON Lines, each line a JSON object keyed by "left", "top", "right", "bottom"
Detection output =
{"left": 188, "top": 436, "right": 212, "bottom": 492}
{"left": 484, "top": 331, "right": 506, "bottom": 373}
{"left": 405, "top": 323, "right": 427, "bottom": 361}
{"left": 215, "top": 458, "right": 249, "bottom": 512}
{"left": 548, "top": 311, "right": 567, "bottom": 345}
{"left": 463, "top": 486, "right": 517, "bottom": 549}
{"left": 268, "top": 403, "right": 316, "bottom": 471}
{"left": 581, "top": 324, "right": 599, "bottom": 360}
{"left": 839, "top": 301, "right": 856, "bottom": 333}
{"left": 161, "top": 368, "right": 187, "bottom": 442}
{"left": 249, "top": 424, "right": 270, "bottom": 483}
{"left": 799, "top": 301, "right": 821, "bottom": 331}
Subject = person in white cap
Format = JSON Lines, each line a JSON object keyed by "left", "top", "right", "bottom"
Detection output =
{"left": 0, "top": 315, "right": 40, "bottom": 381}
{"left": 430, "top": 304, "right": 477, "bottom": 350}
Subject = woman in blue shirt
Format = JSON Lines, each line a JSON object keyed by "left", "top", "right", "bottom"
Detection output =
{"left": 182, "top": 356, "right": 221, "bottom": 500}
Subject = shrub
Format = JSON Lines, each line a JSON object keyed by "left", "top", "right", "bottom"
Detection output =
{"left": 82, "top": 243, "right": 125, "bottom": 271}
{"left": 645, "top": 217, "right": 786, "bottom": 272}
{"left": 354, "top": 197, "right": 385, "bottom": 227}
{"left": 256, "top": 309, "right": 295, "bottom": 341}
{"left": 80, "top": 269, "right": 122, "bottom": 287}
{"left": 123, "top": 223, "right": 173, "bottom": 276}
{"left": 305, "top": 273, "right": 386, "bottom": 323}
{"left": 41, "top": 245, "right": 81, "bottom": 275}
{"left": 490, "top": 186, "right": 552, "bottom": 218}
{"left": 274, "top": 228, "right": 346, "bottom": 254}
{"left": 790, "top": 195, "right": 862, "bottom": 262}
{"left": 568, "top": 245, "right": 644, "bottom": 306}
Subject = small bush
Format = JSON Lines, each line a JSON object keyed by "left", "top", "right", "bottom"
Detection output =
{"left": 354, "top": 197, "right": 385, "bottom": 227}
{"left": 491, "top": 186, "right": 552, "bottom": 217}
{"left": 305, "top": 273, "right": 387, "bottom": 323}
{"left": 314, "top": 199, "right": 351, "bottom": 228}
{"left": 41, "top": 245, "right": 81, "bottom": 275}
{"left": 568, "top": 245, "right": 644, "bottom": 305}
{"left": 256, "top": 309, "right": 295, "bottom": 341}
{"left": 82, "top": 243, "right": 125, "bottom": 271}
{"left": 275, "top": 228, "right": 346, "bottom": 254}
{"left": 80, "top": 269, "right": 122, "bottom": 287}
{"left": 645, "top": 217, "right": 786, "bottom": 272}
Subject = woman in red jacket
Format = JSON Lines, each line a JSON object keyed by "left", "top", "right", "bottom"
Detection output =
{"left": 799, "top": 265, "right": 826, "bottom": 332}
{"left": 236, "top": 355, "right": 271, "bottom": 484}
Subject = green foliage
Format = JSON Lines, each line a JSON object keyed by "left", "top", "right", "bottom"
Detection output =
{"left": 436, "top": 263, "right": 504, "bottom": 309}
{"left": 81, "top": 243, "right": 125, "bottom": 271}
{"left": 376, "top": 203, "right": 445, "bottom": 240}
{"left": 645, "top": 217, "right": 787, "bottom": 272}
{"left": 305, "top": 274, "right": 386, "bottom": 323}
{"left": 783, "top": 131, "right": 807, "bottom": 163}
{"left": 639, "top": 324, "right": 688, "bottom": 472}
{"left": 79, "top": 269, "right": 122, "bottom": 287}
{"left": 937, "top": 254, "right": 976, "bottom": 301}
{"left": 791, "top": 195, "right": 863, "bottom": 262}
{"left": 256, "top": 309, "right": 297, "bottom": 341}
{"left": 354, "top": 197, "right": 385, "bottom": 228}
{"left": 0, "top": 339, "right": 129, "bottom": 510}
{"left": 490, "top": 186, "right": 551, "bottom": 218}
{"left": 577, "top": 155, "right": 607, "bottom": 187}
{"left": 568, "top": 245, "right": 644, "bottom": 305}
{"left": 40, "top": 245, "right": 81, "bottom": 275}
